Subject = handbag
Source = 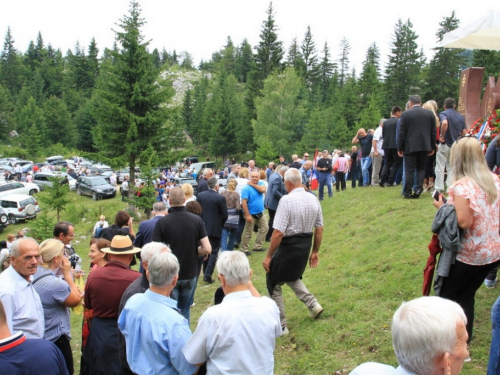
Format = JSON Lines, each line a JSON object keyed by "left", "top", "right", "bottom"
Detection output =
{"left": 224, "top": 208, "right": 239, "bottom": 229}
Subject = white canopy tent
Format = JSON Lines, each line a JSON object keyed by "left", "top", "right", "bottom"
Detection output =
{"left": 440, "top": 11, "right": 500, "bottom": 50}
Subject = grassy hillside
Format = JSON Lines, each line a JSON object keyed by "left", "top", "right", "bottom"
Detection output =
{"left": 1, "top": 185, "right": 496, "bottom": 374}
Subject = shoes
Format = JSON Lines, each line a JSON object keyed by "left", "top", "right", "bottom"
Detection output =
{"left": 243, "top": 251, "right": 252, "bottom": 256}
{"left": 403, "top": 195, "right": 415, "bottom": 199}
{"left": 485, "top": 278, "right": 497, "bottom": 289}
{"left": 203, "top": 278, "right": 215, "bottom": 284}
{"left": 309, "top": 302, "right": 324, "bottom": 319}
{"left": 234, "top": 242, "right": 240, "bottom": 249}
{"left": 253, "top": 248, "right": 267, "bottom": 252}
{"left": 379, "top": 182, "right": 385, "bottom": 187}
{"left": 282, "top": 326, "right": 289, "bottom": 336}
{"left": 411, "top": 193, "right": 421, "bottom": 199}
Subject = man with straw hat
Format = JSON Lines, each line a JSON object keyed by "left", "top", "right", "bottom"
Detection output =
{"left": 81, "top": 236, "right": 141, "bottom": 375}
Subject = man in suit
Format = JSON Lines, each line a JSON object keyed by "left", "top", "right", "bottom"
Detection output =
{"left": 197, "top": 168, "right": 213, "bottom": 194}
{"left": 397, "top": 95, "right": 436, "bottom": 199}
{"left": 379, "top": 106, "right": 402, "bottom": 187}
{"left": 265, "top": 166, "right": 288, "bottom": 242}
{"left": 134, "top": 202, "right": 168, "bottom": 248}
{"left": 197, "top": 177, "right": 228, "bottom": 283}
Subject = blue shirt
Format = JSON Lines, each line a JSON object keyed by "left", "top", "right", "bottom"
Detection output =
{"left": 118, "top": 289, "right": 196, "bottom": 375}
{"left": 241, "top": 181, "right": 265, "bottom": 214}
{"left": 33, "top": 267, "right": 71, "bottom": 341}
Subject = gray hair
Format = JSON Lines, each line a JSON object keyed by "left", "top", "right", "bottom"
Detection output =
{"left": 148, "top": 252, "right": 179, "bottom": 288}
{"left": 207, "top": 176, "right": 218, "bottom": 189}
{"left": 392, "top": 296, "right": 467, "bottom": 374}
{"left": 379, "top": 118, "right": 386, "bottom": 125}
{"left": 141, "top": 242, "right": 171, "bottom": 263}
{"left": 203, "top": 168, "right": 213, "bottom": 177}
{"left": 216, "top": 251, "right": 250, "bottom": 287}
{"left": 284, "top": 168, "right": 302, "bottom": 186}
{"left": 279, "top": 165, "right": 289, "bottom": 174}
{"left": 152, "top": 201, "right": 167, "bottom": 213}
{"left": 10, "top": 237, "right": 38, "bottom": 258}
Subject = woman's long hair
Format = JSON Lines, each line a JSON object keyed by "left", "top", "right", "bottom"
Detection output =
{"left": 450, "top": 137, "right": 498, "bottom": 204}
{"left": 423, "top": 100, "right": 439, "bottom": 128}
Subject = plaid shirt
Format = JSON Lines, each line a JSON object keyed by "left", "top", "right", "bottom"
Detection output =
{"left": 273, "top": 187, "right": 323, "bottom": 237}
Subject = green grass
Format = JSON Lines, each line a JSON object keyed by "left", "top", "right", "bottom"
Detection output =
{"left": 1, "top": 185, "right": 496, "bottom": 374}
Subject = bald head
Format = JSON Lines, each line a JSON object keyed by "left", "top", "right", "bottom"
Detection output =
{"left": 169, "top": 187, "right": 186, "bottom": 207}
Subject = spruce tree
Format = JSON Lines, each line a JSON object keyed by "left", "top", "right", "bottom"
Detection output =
{"left": 0, "top": 28, "right": 25, "bottom": 97}
{"left": 43, "top": 96, "right": 77, "bottom": 147}
{"left": 92, "top": 1, "right": 172, "bottom": 182}
{"left": 424, "top": 12, "right": 465, "bottom": 105}
{"left": 300, "top": 26, "right": 320, "bottom": 89}
{"left": 318, "top": 42, "right": 335, "bottom": 103}
{"left": 235, "top": 39, "right": 252, "bottom": 83}
{"left": 338, "top": 38, "right": 351, "bottom": 88}
{"left": 384, "top": 19, "right": 424, "bottom": 110}
{"left": 359, "top": 43, "right": 382, "bottom": 110}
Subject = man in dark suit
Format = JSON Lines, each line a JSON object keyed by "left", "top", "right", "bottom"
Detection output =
{"left": 265, "top": 166, "right": 288, "bottom": 242}
{"left": 397, "top": 95, "right": 436, "bottom": 199}
{"left": 197, "top": 168, "right": 213, "bottom": 194}
{"left": 134, "top": 202, "right": 168, "bottom": 248}
{"left": 379, "top": 106, "right": 402, "bottom": 187}
{"left": 197, "top": 177, "right": 228, "bottom": 283}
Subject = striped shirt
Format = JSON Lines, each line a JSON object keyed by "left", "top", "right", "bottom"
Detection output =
{"left": 335, "top": 157, "right": 348, "bottom": 172}
{"left": 273, "top": 187, "right": 323, "bottom": 237}
{"left": 33, "top": 267, "right": 71, "bottom": 341}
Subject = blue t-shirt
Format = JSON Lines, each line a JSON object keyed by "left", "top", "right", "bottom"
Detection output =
{"left": 241, "top": 181, "right": 265, "bottom": 214}
{"left": 439, "top": 109, "right": 466, "bottom": 147}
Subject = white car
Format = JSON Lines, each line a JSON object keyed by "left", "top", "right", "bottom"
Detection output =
{"left": 0, "top": 181, "right": 40, "bottom": 198}
{"left": 0, "top": 194, "right": 41, "bottom": 224}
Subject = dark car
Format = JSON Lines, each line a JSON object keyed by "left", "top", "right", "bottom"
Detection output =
{"left": 173, "top": 176, "right": 198, "bottom": 195}
{"left": 76, "top": 176, "right": 116, "bottom": 200}
{"left": 50, "top": 160, "right": 68, "bottom": 167}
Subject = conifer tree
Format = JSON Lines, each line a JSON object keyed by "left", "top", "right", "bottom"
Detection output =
{"left": 424, "top": 12, "right": 465, "bottom": 105}
{"left": 318, "top": 42, "right": 335, "bottom": 103}
{"left": 235, "top": 39, "right": 252, "bottom": 83}
{"left": 384, "top": 19, "right": 424, "bottom": 110}
{"left": 0, "top": 28, "right": 25, "bottom": 97}
{"left": 338, "top": 38, "right": 351, "bottom": 88}
{"left": 358, "top": 43, "right": 382, "bottom": 110}
{"left": 300, "top": 26, "right": 320, "bottom": 88}
{"left": 92, "top": 1, "right": 172, "bottom": 182}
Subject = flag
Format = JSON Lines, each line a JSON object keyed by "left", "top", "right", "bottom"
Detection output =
{"left": 310, "top": 148, "right": 319, "bottom": 190}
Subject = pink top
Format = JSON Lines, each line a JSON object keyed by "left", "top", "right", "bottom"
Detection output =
{"left": 448, "top": 175, "right": 500, "bottom": 265}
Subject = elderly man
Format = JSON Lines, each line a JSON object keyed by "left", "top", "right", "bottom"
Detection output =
{"left": 81, "top": 236, "right": 141, "bottom": 375}
{"left": 263, "top": 168, "right": 324, "bottom": 335}
{"left": 248, "top": 160, "right": 256, "bottom": 172}
{"left": 152, "top": 187, "right": 211, "bottom": 322}
{"left": 349, "top": 296, "right": 469, "bottom": 375}
{"left": 316, "top": 150, "right": 333, "bottom": 200}
{"left": 0, "top": 238, "right": 44, "bottom": 338}
{"left": 197, "top": 177, "right": 228, "bottom": 283}
{"left": 119, "top": 252, "right": 196, "bottom": 375}
{"left": 265, "top": 165, "right": 288, "bottom": 242}
{"left": 183, "top": 251, "right": 281, "bottom": 374}
{"left": 0, "top": 300, "right": 68, "bottom": 374}
{"left": 300, "top": 160, "right": 313, "bottom": 189}
{"left": 241, "top": 170, "right": 268, "bottom": 255}
{"left": 118, "top": 242, "right": 172, "bottom": 375}
{"left": 197, "top": 168, "right": 214, "bottom": 193}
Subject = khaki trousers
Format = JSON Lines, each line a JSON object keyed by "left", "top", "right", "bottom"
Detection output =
{"left": 240, "top": 214, "right": 268, "bottom": 251}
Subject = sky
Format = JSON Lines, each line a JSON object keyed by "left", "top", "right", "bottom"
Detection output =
{"left": 0, "top": 0, "right": 498, "bottom": 74}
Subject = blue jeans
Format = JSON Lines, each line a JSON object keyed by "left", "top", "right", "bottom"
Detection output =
{"left": 361, "top": 157, "right": 372, "bottom": 186}
{"left": 318, "top": 172, "right": 332, "bottom": 200}
{"left": 170, "top": 276, "right": 197, "bottom": 323}
{"left": 221, "top": 228, "right": 237, "bottom": 250}
{"left": 488, "top": 296, "right": 500, "bottom": 374}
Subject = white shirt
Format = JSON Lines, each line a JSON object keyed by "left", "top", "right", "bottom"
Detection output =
{"left": 92, "top": 220, "right": 109, "bottom": 236}
{"left": 349, "top": 363, "right": 415, "bottom": 375}
{"left": 183, "top": 290, "right": 281, "bottom": 375}
{"left": 373, "top": 126, "right": 384, "bottom": 156}
{"left": 0, "top": 266, "right": 45, "bottom": 338}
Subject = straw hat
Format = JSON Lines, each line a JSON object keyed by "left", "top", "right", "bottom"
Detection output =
{"left": 101, "top": 235, "right": 141, "bottom": 255}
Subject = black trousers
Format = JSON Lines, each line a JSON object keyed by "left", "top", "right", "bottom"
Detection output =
{"left": 439, "top": 259, "right": 500, "bottom": 342}
{"left": 203, "top": 236, "right": 220, "bottom": 279}
{"left": 266, "top": 208, "right": 276, "bottom": 241}
{"left": 54, "top": 334, "right": 73, "bottom": 375}
{"left": 403, "top": 151, "right": 429, "bottom": 196}
{"left": 335, "top": 172, "right": 346, "bottom": 191}
{"left": 380, "top": 149, "right": 401, "bottom": 185}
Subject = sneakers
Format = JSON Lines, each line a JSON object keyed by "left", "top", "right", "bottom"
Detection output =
{"left": 252, "top": 248, "right": 267, "bottom": 252}
{"left": 281, "top": 326, "right": 289, "bottom": 336}
{"left": 309, "top": 302, "right": 324, "bottom": 319}
{"left": 485, "top": 278, "right": 497, "bottom": 289}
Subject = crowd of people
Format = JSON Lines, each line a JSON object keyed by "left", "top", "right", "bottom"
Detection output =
{"left": 1, "top": 94, "right": 500, "bottom": 375}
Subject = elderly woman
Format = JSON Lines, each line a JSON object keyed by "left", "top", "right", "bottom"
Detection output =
{"left": 221, "top": 179, "right": 241, "bottom": 251}
{"left": 433, "top": 137, "right": 500, "bottom": 342}
{"left": 33, "top": 239, "right": 83, "bottom": 374}
{"left": 182, "top": 183, "right": 196, "bottom": 204}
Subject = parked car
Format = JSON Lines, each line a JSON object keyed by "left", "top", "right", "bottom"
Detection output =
{"left": 76, "top": 176, "right": 116, "bottom": 200}
{"left": 88, "top": 166, "right": 113, "bottom": 175}
{"left": 0, "top": 181, "right": 40, "bottom": 198}
{"left": 0, "top": 194, "right": 41, "bottom": 224}
{"left": 116, "top": 167, "right": 141, "bottom": 183}
{"left": 189, "top": 161, "right": 217, "bottom": 176}
{"left": 0, "top": 207, "right": 9, "bottom": 233}
{"left": 173, "top": 176, "right": 198, "bottom": 195}
{"left": 33, "top": 172, "right": 76, "bottom": 191}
